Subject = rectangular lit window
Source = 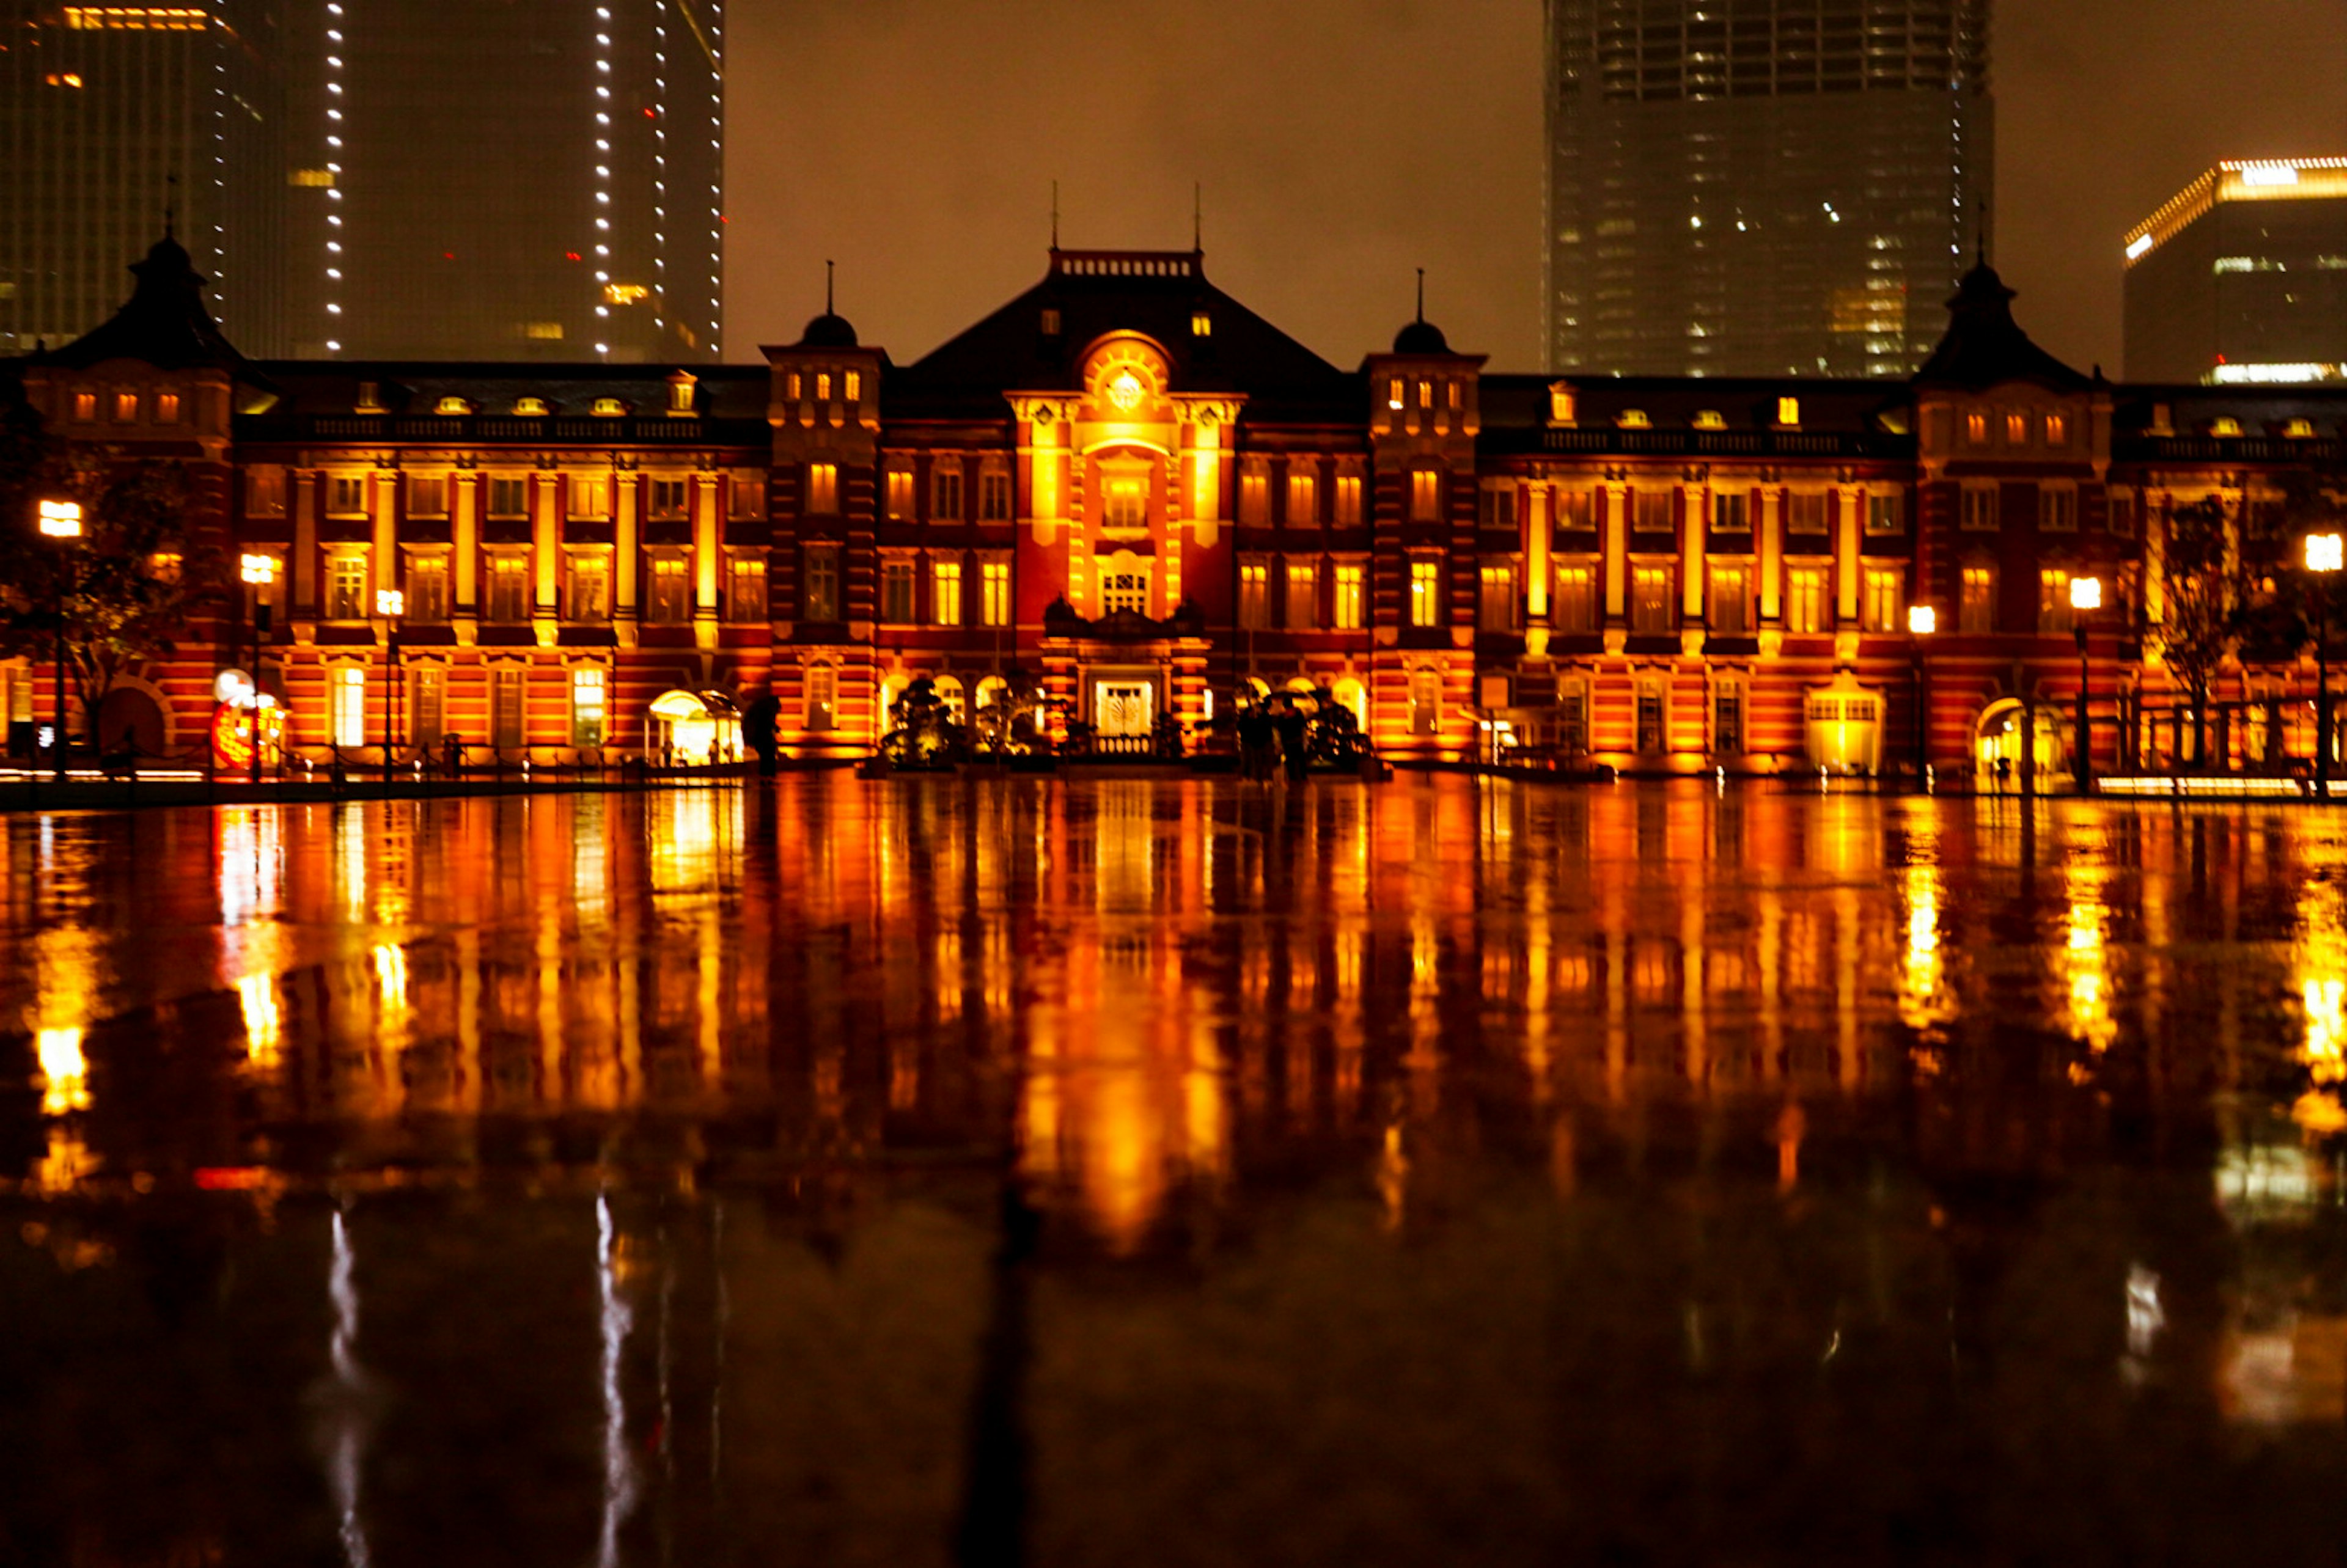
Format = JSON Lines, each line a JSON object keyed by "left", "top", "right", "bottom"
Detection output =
{"left": 1966, "top": 412, "right": 1989, "bottom": 445}
{"left": 328, "top": 475, "right": 367, "bottom": 516}
{"left": 1630, "top": 565, "right": 1675, "bottom": 634}
{"left": 1239, "top": 563, "right": 1269, "bottom": 629}
{"left": 1387, "top": 378, "right": 1405, "bottom": 412}
{"left": 1409, "top": 668, "right": 1439, "bottom": 736}
{"left": 1285, "top": 560, "right": 1318, "bottom": 628}
{"left": 805, "top": 664, "right": 836, "bottom": 731}
{"left": 646, "top": 556, "right": 690, "bottom": 623}
{"left": 1861, "top": 567, "right": 1903, "bottom": 632}
{"left": 568, "top": 474, "right": 612, "bottom": 520}
{"left": 816, "top": 373, "right": 832, "bottom": 403}
{"left": 571, "top": 668, "right": 606, "bottom": 747}
{"left": 1713, "top": 680, "right": 1744, "bottom": 756}
{"left": 2039, "top": 485, "right": 2076, "bottom": 532}
{"left": 326, "top": 554, "right": 367, "bottom": 620}
{"left": 933, "top": 560, "right": 963, "bottom": 626}
{"left": 1961, "top": 485, "right": 1999, "bottom": 531}
{"left": 405, "top": 555, "right": 449, "bottom": 622}
{"left": 155, "top": 392, "right": 179, "bottom": 423}
{"left": 729, "top": 556, "right": 768, "bottom": 623}
{"left": 1101, "top": 566, "right": 1148, "bottom": 617}
{"left": 806, "top": 463, "right": 839, "bottom": 515}
{"left": 406, "top": 474, "right": 449, "bottom": 518}
{"left": 844, "top": 370, "right": 861, "bottom": 403}
{"left": 979, "top": 469, "right": 1013, "bottom": 522}
{"left": 1787, "top": 493, "right": 1828, "bottom": 535}
{"left": 1335, "top": 474, "right": 1363, "bottom": 526}
{"left": 113, "top": 391, "right": 138, "bottom": 423}
{"left": 1634, "top": 489, "right": 1674, "bottom": 532}
{"left": 1103, "top": 475, "right": 1147, "bottom": 530}
{"left": 1409, "top": 559, "right": 1442, "bottom": 626}
{"left": 1960, "top": 565, "right": 1997, "bottom": 633}
{"left": 886, "top": 468, "right": 914, "bottom": 521}
{"left": 1776, "top": 396, "right": 1801, "bottom": 427}
{"left": 1287, "top": 469, "right": 1318, "bottom": 526}
{"left": 1708, "top": 563, "right": 1750, "bottom": 634}
{"left": 1555, "top": 488, "right": 1595, "bottom": 534}
{"left": 565, "top": 554, "right": 610, "bottom": 622}
{"left": 331, "top": 667, "right": 367, "bottom": 749}
{"left": 1711, "top": 491, "right": 1748, "bottom": 533}
{"left": 487, "top": 476, "right": 529, "bottom": 519}
{"left": 73, "top": 392, "right": 97, "bottom": 422}
{"left": 1411, "top": 469, "right": 1442, "bottom": 523}
{"left": 411, "top": 664, "right": 445, "bottom": 746}
{"left": 931, "top": 464, "right": 963, "bottom": 521}
{"left": 487, "top": 554, "right": 529, "bottom": 622}
{"left": 2044, "top": 412, "right": 2070, "bottom": 446}
{"left": 2038, "top": 569, "right": 2073, "bottom": 634}
{"left": 1865, "top": 491, "right": 1903, "bottom": 535}
{"left": 493, "top": 669, "right": 524, "bottom": 749}
{"left": 1333, "top": 564, "right": 1365, "bottom": 630}
{"left": 2007, "top": 411, "right": 2030, "bottom": 445}
{"left": 1554, "top": 563, "right": 1596, "bottom": 633}
{"left": 980, "top": 561, "right": 1010, "bottom": 626}
{"left": 246, "top": 469, "right": 287, "bottom": 516}
{"left": 1478, "top": 563, "right": 1518, "bottom": 631}
{"left": 1786, "top": 565, "right": 1827, "bottom": 634}
{"left": 1240, "top": 469, "right": 1270, "bottom": 525}
{"left": 803, "top": 546, "right": 839, "bottom": 622}
{"left": 881, "top": 560, "right": 915, "bottom": 623}
{"left": 648, "top": 477, "right": 689, "bottom": 520}
{"left": 1478, "top": 486, "right": 1516, "bottom": 532}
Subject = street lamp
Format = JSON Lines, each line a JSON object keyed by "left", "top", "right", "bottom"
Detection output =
{"left": 241, "top": 554, "right": 277, "bottom": 783}
{"left": 2309, "top": 532, "right": 2343, "bottom": 797}
{"left": 37, "top": 499, "right": 83, "bottom": 783}
{"left": 2070, "top": 574, "right": 2103, "bottom": 795}
{"left": 375, "top": 587, "right": 403, "bottom": 778}
{"left": 1907, "top": 603, "right": 1936, "bottom": 786}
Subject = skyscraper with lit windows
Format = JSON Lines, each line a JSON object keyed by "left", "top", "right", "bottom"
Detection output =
{"left": 287, "top": 0, "right": 725, "bottom": 362}
{"left": 1, "top": 0, "right": 294, "bottom": 356}
{"left": 1544, "top": 0, "right": 1993, "bottom": 379}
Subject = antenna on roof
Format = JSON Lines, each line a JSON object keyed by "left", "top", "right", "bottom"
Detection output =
{"left": 164, "top": 171, "right": 178, "bottom": 240}
{"left": 1051, "top": 180, "right": 1060, "bottom": 249}
{"left": 1192, "top": 182, "right": 1202, "bottom": 252}
{"left": 825, "top": 258, "right": 834, "bottom": 314}
{"left": 1416, "top": 267, "right": 1426, "bottom": 323}
{"left": 1974, "top": 200, "right": 1988, "bottom": 268}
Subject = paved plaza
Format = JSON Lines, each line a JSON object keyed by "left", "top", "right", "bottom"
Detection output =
{"left": 4, "top": 775, "right": 2346, "bottom": 1564}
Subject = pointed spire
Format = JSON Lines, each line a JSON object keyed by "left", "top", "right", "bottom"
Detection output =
{"left": 1051, "top": 180, "right": 1060, "bottom": 249}
{"left": 1192, "top": 182, "right": 1202, "bottom": 252}
{"left": 1415, "top": 267, "right": 1426, "bottom": 323}
{"left": 825, "top": 258, "right": 834, "bottom": 314}
{"left": 164, "top": 171, "right": 178, "bottom": 240}
{"left": 1974, "top": 199, "right": 1988, "bottom": 269}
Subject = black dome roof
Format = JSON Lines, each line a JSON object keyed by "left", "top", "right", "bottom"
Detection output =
{"left": 798, "top": 311, "right": 859, "bottom": 348}
{"left": 1392, "top": 318, "right": 1449, "bottom": 354}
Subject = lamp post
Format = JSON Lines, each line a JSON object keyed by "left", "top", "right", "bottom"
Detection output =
{"left": 375, "top": 587, "right": 403, "bottom": 779}
{"left": 2310, "top": 533, "right": 2343, "bottom": 797}
{"left": 242, "top": 554, "right": 277, "bottom": 783}
{"left": 37, "top": 499, "right": 83, "bottom": 783}
{"left": 2070, "top": 574, "right": 2103, "bottom": 796}
{"left": 1907, "top": 603, "right": 1936, "bottom": 787}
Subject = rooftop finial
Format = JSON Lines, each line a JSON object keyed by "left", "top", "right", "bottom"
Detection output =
{"left": 1051, "top": 180, "right": 1060, "bottom": 249}
{"left": 1974, "top": 200, "right": 1988, "bottom": 269}
{"left": 825, "top": 258, "right": 834, "bottom": 314}
{"left": 1415, "top": 267, "right": 1425, "bottom": 323}
{"left": 164, "top": 170, "right": 178, "bottom": 240}
{"left": 1193, "top": 182, "right": 1202, "bottom": 252}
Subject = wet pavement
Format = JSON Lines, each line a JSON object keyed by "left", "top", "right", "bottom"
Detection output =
{"left": 5, "top": 775, "right": 2347, "bottom": 1566}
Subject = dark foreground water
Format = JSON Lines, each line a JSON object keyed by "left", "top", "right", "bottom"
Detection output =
{"left": 4, "top": 776, "right": 2346, "bottom": 1566}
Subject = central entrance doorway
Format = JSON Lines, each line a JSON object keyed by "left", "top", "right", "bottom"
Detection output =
{"left": 1093, "top": 681, "right": 1154, "bottom": 739}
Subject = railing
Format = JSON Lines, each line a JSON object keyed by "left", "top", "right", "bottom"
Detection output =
{"left": 1539, "top": 427, "right": 1911, "bottom": 459}
{"left": 1050, "top": 250, "right": 1200, "bottom": 279}
{"left": 2117, "top": 436, "right": 2345, "bottom": 464}
{"left": 1087, "top": 733, "right": 1156, "bottom": 758}
{"left": 292, "top": 416, "right": 711, "bottom": 443}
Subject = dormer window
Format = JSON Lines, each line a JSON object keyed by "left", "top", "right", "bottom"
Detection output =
{"left": 1548, "top": 383, "right": 1576, "bottom": 425}
{"left": 1617, "top": 409, "right": 1652, "bottom": 430}
{"left": 2286, "top": 418, "right": 2318, "bottom": 439}
{"left": 112, "top": 392, "right": 138, "bottom": 423}
{"left": 787, "top": 372, "right": 803, "bottom": 401}
{"left": 1966, "top": 411, "right": 1989, "bottom": 445}
{"left": 590, "top": 397, "right": 628, "bottom": 417}
{"left": 154, "top": 392, "right": 180, "bottom": 424}
{"left": 1692, "top": 409, "right": 1727, "bottom": 431}
{"left": 2044, "top": 412, "right": 2069, "bottom": 445}
{"left": 1776, "top": 396, "right": 1801, "bottom": 427}
{"left": 1191, "top": 311, "right": 1211, "bottom": 337}
{"left": 513, "top": 396, "right": 549, "bottom": 416}
{"left": 355, "top": 381, "right": 385, "bottom": 413}
{"left": 1040, "top": 307, "right": 1062, "bottom": 335}
{"left": 2006, "top": 411, "right": 2029, "bottom": 445}
{"left": 2209, "top": 416, "right": 2244, "bottom": 438}
{"left": 843, "top": 370, "right": 861, "bottom": 403}
{"left": 2148, "top": 403, "right": 2175, "bottom": 436}
{"left": 73, "top": 392, "right": 96, "bottom": 422}
{"left": 666, "top": 370, "right": 698, "bottom": 414}
{"left": 433, "top": 395, "right": 473, "bottom": 417}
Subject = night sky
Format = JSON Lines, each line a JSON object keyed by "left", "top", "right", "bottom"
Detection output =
{"left": 727, "top": 1, "right": 2347, "bottom": 378}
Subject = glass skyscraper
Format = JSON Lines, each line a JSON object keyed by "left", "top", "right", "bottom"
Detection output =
{"left": 1544, "top": 0, "right": 1993, "bottom": 379}
{"left": 287, "top": 0, "right": 727, "bottom": 362}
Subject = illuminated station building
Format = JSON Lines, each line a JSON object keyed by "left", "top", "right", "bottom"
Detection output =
{"left": 2125, "top": 158, "right": 2347, "bottom": 386}
{"left": 10, "top": 234, "right": 2347, "bottom": 780}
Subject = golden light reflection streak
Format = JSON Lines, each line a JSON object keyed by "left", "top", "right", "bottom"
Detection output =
{"left": 2294, "top": 862, "right": 2347, "bottom": 1132}
{"left": 2062, "top": 860, "right": 2118, "bottom": 1055}
{"left": 1895, "top": 860, "right": 1956, "bottom": 1036}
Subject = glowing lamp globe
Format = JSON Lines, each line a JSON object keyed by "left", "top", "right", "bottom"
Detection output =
{"left": 37, "top": 499, "right": 83, "bottom": 539}
{"left": 1907, "top": 605, "right": 1937, "bottom": 637}
{"left": 2069, "top": 576, "right": 2103, "bottom": 613}
{"left": 2308, "top": 533, "right": 2345, "bottom": 574}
